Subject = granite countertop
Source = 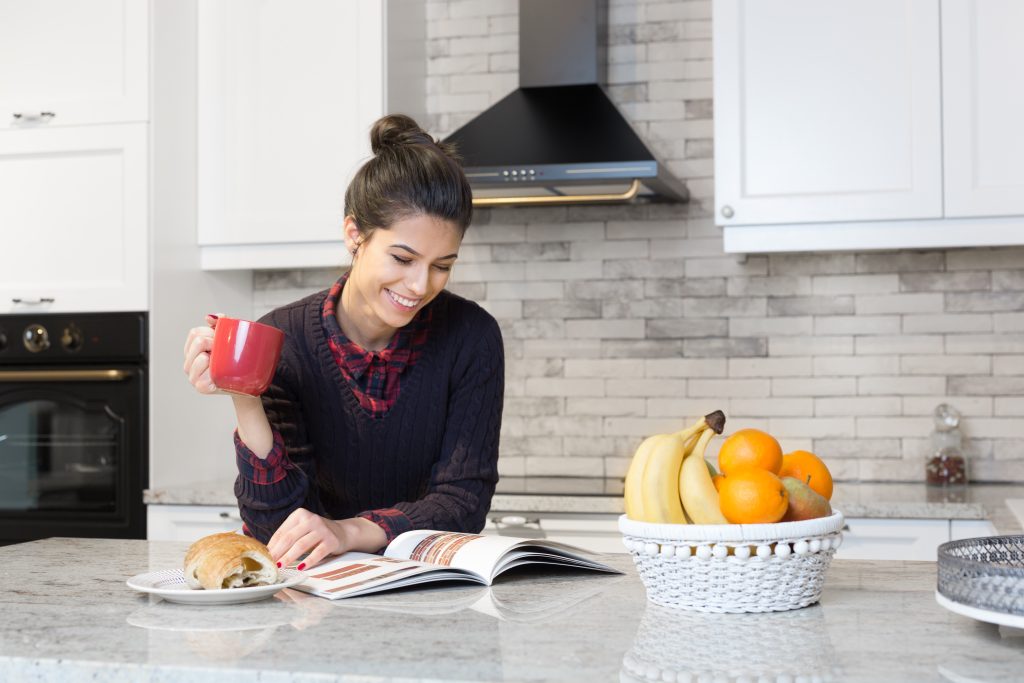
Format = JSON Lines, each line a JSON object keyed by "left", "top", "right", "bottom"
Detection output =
{"left": 1, "top": 537, "right": 1023, "bottom": 682}
{"left": 146, "top": 479, "right": 1024, "bottom": 531}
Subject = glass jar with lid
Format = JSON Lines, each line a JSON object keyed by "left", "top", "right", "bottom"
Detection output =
{"left": 925, "top": 404, "right": 967, "bottom": 486}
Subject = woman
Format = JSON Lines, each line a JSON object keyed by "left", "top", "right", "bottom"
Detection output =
{"left": 183, "top": 115, "right": 504, "bottom": 570}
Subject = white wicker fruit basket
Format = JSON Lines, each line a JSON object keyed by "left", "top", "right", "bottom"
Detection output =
{"left": 619, "top": 510, "right": 845, "bottom": 613}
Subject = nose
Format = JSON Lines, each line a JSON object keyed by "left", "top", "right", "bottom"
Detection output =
{"left": 407, "top": 265, "right": 429, "bottom": 297}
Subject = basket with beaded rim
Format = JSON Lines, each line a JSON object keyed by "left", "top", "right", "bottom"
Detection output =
{"left": 619, "top": 510, "right": 845, "bottom": 613}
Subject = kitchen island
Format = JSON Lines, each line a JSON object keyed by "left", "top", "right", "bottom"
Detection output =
{"left": 1, "top": 537, "right": 1022, "bottom": 682}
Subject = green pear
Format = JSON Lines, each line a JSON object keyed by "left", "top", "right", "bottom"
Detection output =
{"left": 781, "top": 475, "right": 832, "bottom": 522}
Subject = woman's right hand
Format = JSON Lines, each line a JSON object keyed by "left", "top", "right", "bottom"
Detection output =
{"left": 183, "top": 313, "right": 222, "bottom": 394}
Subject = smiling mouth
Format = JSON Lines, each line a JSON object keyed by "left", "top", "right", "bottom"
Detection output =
{"left": 386, "top": 289, "right": 421, "bottom": 309}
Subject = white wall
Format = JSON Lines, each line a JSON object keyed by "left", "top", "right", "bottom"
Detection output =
{"left": 149, "top": 0, "right": 254, "bottom": 490}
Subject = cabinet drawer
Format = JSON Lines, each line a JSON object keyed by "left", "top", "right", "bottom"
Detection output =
{"left": 834, "top": 518, "right": 950, "bottom": 562}
{"left": 147, "top": 504, "right": 242, "bottom": 542}
{"left": 484, "top": 513, "right": 626, "bottom": 554}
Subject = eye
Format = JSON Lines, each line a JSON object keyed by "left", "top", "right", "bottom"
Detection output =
{"left": 433, "top": 264, "right": 452, "bottom": 272}
{"left": 391, "top": 254, "right": 412, "bottom": 265}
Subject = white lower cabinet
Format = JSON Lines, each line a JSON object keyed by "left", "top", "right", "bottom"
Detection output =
{"left": 834, "top": 517, "right": 997, "bottom": 562}
{"left": 485, "top": 513, "right": 627, "bottom": 554}
{"left": 147, "top": 504, "right": 243, "bottom": 542}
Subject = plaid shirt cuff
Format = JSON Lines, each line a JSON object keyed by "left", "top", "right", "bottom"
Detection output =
{"left": 356, "top": 508, "right": 414, "bottom": 544}
{"left": 234, "top": 429, "right": 290, "bottom": 485}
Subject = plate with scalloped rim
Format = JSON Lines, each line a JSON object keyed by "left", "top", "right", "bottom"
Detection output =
{"left": 127, "top": 568, "right": 305, "bottom": 605}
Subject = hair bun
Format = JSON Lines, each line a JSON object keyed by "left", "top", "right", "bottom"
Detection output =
{"left": 370, "top": 114, "right": 461, "bottom": 161}
{"left": 370, "top": 114, "right": 433, "bottom": 154}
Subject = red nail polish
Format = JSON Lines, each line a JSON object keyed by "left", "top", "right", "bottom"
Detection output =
{"left": 297, "top": 563, "right": 306, "bottom": 571}
{"left": 276, "top": 562, "right": 282, "bottom": 568}
{"left": 207, "top": 313, "right": 219, "bottom": 320}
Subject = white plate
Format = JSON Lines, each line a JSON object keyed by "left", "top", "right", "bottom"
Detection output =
{"left": 127, "top": 568, "right": 305, "bottom": 605}
{"left": 935, "top": 591, "right": 1024, "bottom": 629}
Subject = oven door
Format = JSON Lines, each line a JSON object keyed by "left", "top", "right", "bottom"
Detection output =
{"left": 0, "top": 365, "right": 146, "bottom": 543}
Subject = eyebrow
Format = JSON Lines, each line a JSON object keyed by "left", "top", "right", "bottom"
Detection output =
{"left": 391, "top": 244, "right": 459, "bottom": 260}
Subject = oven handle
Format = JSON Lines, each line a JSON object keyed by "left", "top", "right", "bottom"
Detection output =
{"left": 0, "top": 369, "right": 133, "bottom": 382}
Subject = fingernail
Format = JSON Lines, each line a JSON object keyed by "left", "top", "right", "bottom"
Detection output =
{"left": 276, "top": 562, "right": 282, "bottom": 568}
{"left": 297, "top": 563, "right": 306, "bottom": 571}
{"left": 207, "top": 313, "right": 219, "bottom": 320}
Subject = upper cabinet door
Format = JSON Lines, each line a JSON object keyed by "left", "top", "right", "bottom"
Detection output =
{"left": 0, "top": 125, "right": 148, "bottom": 313}
{"left": 197, "top": 0, "right": 385, "bottom": 248}
{"left": 941, "top": 0, "right": 1024, "bottom": 218}
{"left": 0, "top": 0, "right": 148, "bottom": 130}
{"left": 713, "top": 0, "right": 943, "bottom": 227}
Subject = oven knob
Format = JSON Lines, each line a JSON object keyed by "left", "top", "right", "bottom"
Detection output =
{"left": 23, "top": 324, "right": 50, "bottom": 353}
{"left": 61, "top": 325, "right": 84, "bottom": 352}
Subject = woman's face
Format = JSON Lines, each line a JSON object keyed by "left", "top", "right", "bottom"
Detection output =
{"left": 344, "top": 213, "right": 462, "bottom": 337}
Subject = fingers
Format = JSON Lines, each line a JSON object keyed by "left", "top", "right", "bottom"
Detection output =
{"left": 182, "top": 326, "right": 217, "bottom": 393}
{"left": 268, "top": 509, "right": 344, "bottom": 570}
{"left": 295, "top": 540, "right": 336, "bottom": 571}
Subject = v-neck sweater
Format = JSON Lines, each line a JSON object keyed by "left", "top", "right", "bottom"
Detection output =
{"left": 233, "top": 288, "right": 505, "bottom": 545}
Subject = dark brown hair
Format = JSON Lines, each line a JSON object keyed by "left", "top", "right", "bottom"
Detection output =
{"left": 344, "top": 114, "right": 473, "bottom": 242}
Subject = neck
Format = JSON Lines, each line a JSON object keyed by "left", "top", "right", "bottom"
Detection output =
{"left": 338, "top": 277, "right": 394, "bottom": 351}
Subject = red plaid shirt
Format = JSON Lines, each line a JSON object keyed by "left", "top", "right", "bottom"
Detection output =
{"left": 236, "top": 274, "right": 432, "bottom": 543}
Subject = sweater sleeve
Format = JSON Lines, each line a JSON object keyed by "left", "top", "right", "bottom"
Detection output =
{"left": 391, "top": 311, "right": 504, "bottom": 534}
{"left": 233, "top": 347, "right": 322, "bottom": 544}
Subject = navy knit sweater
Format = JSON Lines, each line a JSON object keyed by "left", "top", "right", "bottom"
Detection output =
{"left": 234, "top": 288, "right": 505, "bottom": 545}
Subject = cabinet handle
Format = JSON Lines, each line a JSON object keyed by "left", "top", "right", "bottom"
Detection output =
{"left": 219, "top": 511, "right": 242, "bottom": 521}
{"left": 490, "top": 515, "right": 540, "bottom": 527}
{"left": 11, "top": 297, "right": 55, "bottom": 305}
{"left": 720, "top": 205, "right": 735, "bottom": 219}
{"left": 12, "top": 111, "right": 55, "bottom": 122}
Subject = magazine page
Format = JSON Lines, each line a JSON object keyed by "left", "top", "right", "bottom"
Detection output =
{"left": 384, "top": 530, "right": 620, "bottom": 582}
{"left": 291, "top": 551, "right": 482, "bottom": 600}
{"left": 384, "top": 530, "right": 536, "bottom": 581}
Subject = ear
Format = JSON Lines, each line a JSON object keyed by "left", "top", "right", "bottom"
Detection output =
{"left": 342, "top": 216, "right": 362, "bottom": 256}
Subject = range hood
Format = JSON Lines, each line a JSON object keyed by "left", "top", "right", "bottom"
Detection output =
{"left": 444, "top": 0, "right": 688, "bottom": 207}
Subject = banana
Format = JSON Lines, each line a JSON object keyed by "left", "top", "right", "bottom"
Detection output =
{"left": 623, "top": 433, "right": 665, "bottom": 520}
{"left": 623, "top": 411, "right": 727, "bottom": 523}
{"left": 639, "top": 432, "right": 689, "bottom": 523}
{"left": 678, "top": 427, "right": 730, "bottom": 524}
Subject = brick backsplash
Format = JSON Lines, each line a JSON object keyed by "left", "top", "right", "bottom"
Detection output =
{"left": 253, "top": 0, "right": 1024, "bottom": 483}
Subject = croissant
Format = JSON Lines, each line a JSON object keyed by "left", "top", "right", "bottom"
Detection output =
{"left": 184, "top": 532, "right": 279, "bottom": 590}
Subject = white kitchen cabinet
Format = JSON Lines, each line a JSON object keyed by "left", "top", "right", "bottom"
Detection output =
{"left": 834, "top": 517, "right": 997, "bottom": 562}
{"left": 714, "top": 0, "right": 1024, "bottom": 253}
{"left": 0, "top": 124, "right": 148, "bottom": 313}
{"left": 197, "top": 0, "right": 425, "bottom": 271}
{"left": 0, "top": 0, "right": 148, "bottom": 130}
{"left": 713, "top": 0, "right": 943, "bottom": 228}
{"left": 941, "top": 0, "right": 1024, "bottom": 218}
{"left": 949, "top": 519, "right": 997, "bottom": 541}
{"left": 147, "top": 504, "right": 244, "bottom": 542}
{"left": 485, "top": 513, "right": 627, "bottom": 554}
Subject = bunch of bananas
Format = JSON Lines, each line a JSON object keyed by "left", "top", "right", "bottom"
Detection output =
{"left": 623, "top": 410, "right": 729, "bottom": 525}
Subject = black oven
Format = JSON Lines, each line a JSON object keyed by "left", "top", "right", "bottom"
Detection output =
{"left": 0, "top": 312, "right": 147, "bottom": 545}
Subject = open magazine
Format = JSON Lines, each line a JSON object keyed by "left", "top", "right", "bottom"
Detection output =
{"left": 291, "top": 529, "right": 622, "bottom": 600}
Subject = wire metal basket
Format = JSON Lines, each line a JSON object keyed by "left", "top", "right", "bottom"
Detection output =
{"left": 936, "top": 535, "right": 1024, "bottom": 617}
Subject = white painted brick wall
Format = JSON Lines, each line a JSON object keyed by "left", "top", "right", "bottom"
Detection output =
{"left": 250, "top": 0, "right": 1024, "bottom": 482}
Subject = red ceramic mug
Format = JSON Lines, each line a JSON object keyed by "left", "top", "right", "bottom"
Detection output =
{"left": 209, "top": 317, "right": 285, "bottom": 396}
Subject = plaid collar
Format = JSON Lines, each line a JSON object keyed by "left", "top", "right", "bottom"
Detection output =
{"left": 320, "top": 274, "right": 417, "bottom": 381}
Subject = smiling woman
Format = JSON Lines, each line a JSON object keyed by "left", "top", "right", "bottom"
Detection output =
{"left": 182, "top": 115, "right": 504, "bottom": 571}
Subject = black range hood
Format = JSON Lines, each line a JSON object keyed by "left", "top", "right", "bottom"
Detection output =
{"left": 444, "top": 0, "right": 688, "bottom": 207}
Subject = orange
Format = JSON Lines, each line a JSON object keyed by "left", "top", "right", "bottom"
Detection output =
{"left": 718, "top": 468, "right": 789, "bottom": 524}
{"left": 780, "top": 450, "right": 834, "bottom": 500}
{"left": 712, "top": 474, "right": 725, "bottom": 492}
{"left": 717, "top": 428, "right": 783, "bottom": 476}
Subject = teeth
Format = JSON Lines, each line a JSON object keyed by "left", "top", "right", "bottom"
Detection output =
{"left": 388, "top": 289, "right": 419, "bottom": 308}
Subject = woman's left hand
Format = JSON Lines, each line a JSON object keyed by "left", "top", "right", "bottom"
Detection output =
{"left": 267, "top": 508, "right": 386, "bottom": 570}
